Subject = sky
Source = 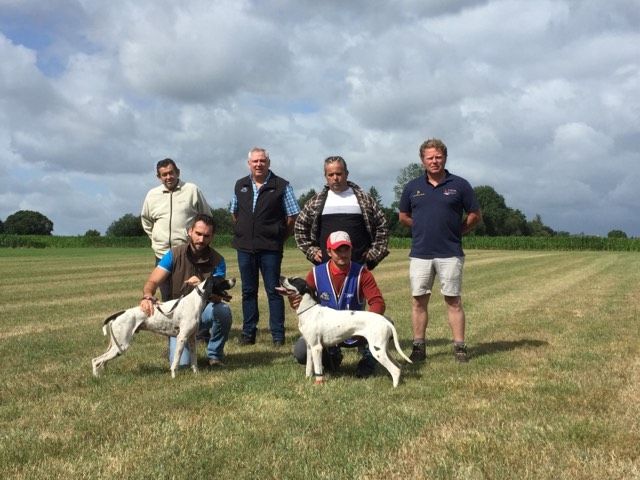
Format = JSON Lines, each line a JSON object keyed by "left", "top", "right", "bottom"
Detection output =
{"left": 0, "top": 0, "right": 639, "bottom": 237}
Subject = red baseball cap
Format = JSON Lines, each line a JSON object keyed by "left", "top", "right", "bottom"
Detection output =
{"left": 326, "top": 231, "right": 352, "bottom": 249}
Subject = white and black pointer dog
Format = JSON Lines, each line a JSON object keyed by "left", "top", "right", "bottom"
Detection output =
{"left": 91, "top": 276, "right": 235, "bottom": 378}
{"left": 277, "top": 276, "right": 412, "bottom": 387}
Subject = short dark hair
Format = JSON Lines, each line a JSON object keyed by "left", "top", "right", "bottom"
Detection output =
{"left": 156, "top": 158, "right": 179, "bottom": 175}
{"left": 419, "top": 139, "right": 447, "bottom": 160}
{"left": 189, "top": 213, "right": 215, "bottom": 232}
{"left": 323, "top": 156, "right": 349, "bottom": 175}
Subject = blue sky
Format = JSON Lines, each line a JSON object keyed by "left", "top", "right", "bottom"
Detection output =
{"left": 1, "top": 0, "right": 639, "bottom": 236}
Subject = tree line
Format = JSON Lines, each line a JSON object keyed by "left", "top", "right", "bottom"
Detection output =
{"left": 1, "top": 163, "right": 631, "bottom": 239}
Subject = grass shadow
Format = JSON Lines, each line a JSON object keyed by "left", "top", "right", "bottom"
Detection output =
{"left": 470, "top": 338, "right": 548, "bottom": 358}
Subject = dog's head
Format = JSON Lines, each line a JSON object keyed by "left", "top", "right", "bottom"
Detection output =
{"left": 182, "top": 276, "right": 236, "bottom": 302}
{"left": 209, "top": 276, "right": 236, "bottom": 302}
{"left": 276, "top": 276, "right": 310, "bottom": 296}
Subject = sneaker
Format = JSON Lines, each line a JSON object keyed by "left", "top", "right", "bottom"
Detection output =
{"left": 409, "top": 343, "right": 426, "bottom": 362}
{"left": 323, "top": 347, "right": 343, "bottom": 372}
{"left": 208, "top": 358, "right": 224, "bottom": 367}
{"left": 453, "top": 343, "right": 469, "bottom": 363}
{"left": 355, "top": 355, "right": 376, "bottom": 378}
{"left": 238, "top": 335, "right": 255, "bottom": 346}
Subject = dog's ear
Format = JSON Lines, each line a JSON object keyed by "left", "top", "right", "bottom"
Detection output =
{"left": 291, "top": 277, "right": 309, "bottom": 294}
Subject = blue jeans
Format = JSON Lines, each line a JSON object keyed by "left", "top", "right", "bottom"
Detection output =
{"left": 168, "top": 302, "right": 232, "bottom": 365}
{"left": 237, "top": 249, "right": 285, "bottom": 342}
{"left": 200, "top": 302, "right": 233, "bottom": 360}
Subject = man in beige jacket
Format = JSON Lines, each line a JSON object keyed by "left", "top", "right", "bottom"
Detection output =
{"left": 141, "top": 158, "right": 212, "bottom": 300}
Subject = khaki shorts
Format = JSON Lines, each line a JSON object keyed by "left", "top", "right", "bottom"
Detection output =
{"left": 409, "top": 256, "right": 464, "bottom": 297}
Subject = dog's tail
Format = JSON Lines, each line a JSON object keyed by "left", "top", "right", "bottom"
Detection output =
{"left": 102, "top": 311, "right": 125, "bottom": 336}
{"left": 388, "top": 319, "right": 413, "bottom": 364}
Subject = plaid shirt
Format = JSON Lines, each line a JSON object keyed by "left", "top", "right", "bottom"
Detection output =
{"left": 294, "top": 181, "right": 389, "bottom": 269}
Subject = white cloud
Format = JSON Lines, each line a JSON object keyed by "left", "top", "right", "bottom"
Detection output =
{"left": 0, "top": 0, "right": 639, "bottom": 237}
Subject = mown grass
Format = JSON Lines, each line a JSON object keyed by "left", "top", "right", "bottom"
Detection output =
{"left": 0, "top": 247, "right": 638, "bottom": 479}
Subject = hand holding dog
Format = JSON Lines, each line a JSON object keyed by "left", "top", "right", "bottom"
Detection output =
{"left": 140, "top": 297, "right": 156, "bottom": 316}
{"left": 288, "top": 293, "right": 302, "bottom": 310}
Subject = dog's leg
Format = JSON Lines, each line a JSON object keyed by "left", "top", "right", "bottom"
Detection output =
{"left": 92, "top": 345, "right": 121, "bottom": 377}
{"left": 368, "top": 345, "right": 401, "bottom": 387}
{"left": 305, "top": 342, "right": 314, "bottom": 378}
{"left": 187, "top": 333, "right": 198, "bottom": 374}
{"left": 170, "top": 334, "right": 189, "bottom": 378}
{"left": 309, "top": 344, "right": 325, "bottom": 385}
{"left": 366, "top": 331, "right": 402, "bottom": 388}
{"left": 91, "top": 314, "right": 136, "bottom": 377}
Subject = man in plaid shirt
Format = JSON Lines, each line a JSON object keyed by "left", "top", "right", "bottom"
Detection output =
{"left": 295, "top": 156, "right": 389, "bottom": 270}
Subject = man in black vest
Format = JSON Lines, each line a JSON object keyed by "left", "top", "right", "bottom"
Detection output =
{"left": 230, "top": 147, "right": 299, "bottom": 346}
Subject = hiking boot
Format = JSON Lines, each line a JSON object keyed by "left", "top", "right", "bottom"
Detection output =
{"left": 453, "top": 343, "right": 469, "bottom": 363}
{"left": 355, "top": 355, "right": 376, "bottom": 378}
{"left": 409, "top": 343, "right": 426, "bottom": 362}
{"left": 238, "top": 335, "right": 256, "bottom": 346}
{"left": 323, "top": 347, "right": 343, "bottom": 372}
{"left": 208, "top": 358, "right": 224, "bottom": 367}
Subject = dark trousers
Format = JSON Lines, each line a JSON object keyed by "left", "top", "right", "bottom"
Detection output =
{"left": 237, "top": 249, "right": 285, "bottom": 342}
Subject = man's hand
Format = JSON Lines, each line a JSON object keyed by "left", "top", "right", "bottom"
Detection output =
{"left": 185, "top": 275, "right": 201, "bottom": 287}
{"left": 140, "top": 297, "right": 156, "bottom": 316}
{"left": 288, "top": 293, "right": 302, "bottom": 310}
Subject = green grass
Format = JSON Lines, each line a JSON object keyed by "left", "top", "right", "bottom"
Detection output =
{"left": 1, "top": 248, "right": 639, "bottom": 479}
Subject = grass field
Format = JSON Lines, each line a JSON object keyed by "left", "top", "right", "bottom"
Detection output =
{"left": 1, "top": 247, "right": 638, "bottom": 479}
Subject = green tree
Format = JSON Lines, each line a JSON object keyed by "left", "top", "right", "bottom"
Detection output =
{"left": 527, "top": 214, "right": 555, "bottom": 237}
{"left": 392, "top": 163, "right": 423, "bottom": 209}
{"left": 383, "top": 206, "right": 410, "bottom": 237}
{"left": 211, "top": 207, "right": 234, "bottom": 235}
{"left": 4, "top": 210, "right": 54, "bottom": 235}
{"left": 84, "top": 229, "right": 101, "bottom": 237}
{"left": 473, "top": 186, "right": 529, "bottom": 236}
{"left": 0, "top": 219, "right": 4, "bottom": 233}
{"left": 607, "top": 229, "right": 628, "bottom": 239}
{"left": 368, "top": 186, "right": 383, "bottom": 208}
{"left": 297, "top": 188, "right": 317, "bottom": 209}
{"left": 106, "top": 214, "right": 145, "bottom": 236}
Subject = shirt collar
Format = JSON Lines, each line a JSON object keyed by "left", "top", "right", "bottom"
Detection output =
{"left": 162, "top": 180, "right": 183, "bottom": 193}
{"left": 251, "top": 170, "right": 272, "bottom": 185}
{"left": 329, "top": 260, "right": 350, "bottom": 276}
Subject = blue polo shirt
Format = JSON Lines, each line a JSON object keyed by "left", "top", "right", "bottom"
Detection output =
{"left": 399, "top": 170, "right": 479, "bottom": 259}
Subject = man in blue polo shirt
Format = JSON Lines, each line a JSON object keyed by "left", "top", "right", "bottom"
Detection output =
{"left": 399, "top": 138, "right": 482, "bottom": 363}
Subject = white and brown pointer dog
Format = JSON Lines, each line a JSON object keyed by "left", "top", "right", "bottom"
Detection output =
{"left": 92, "top": 276, "right": 235, "bottom": 378}
{"left": 277, "top": 276, "right": 412, "bottom": 387}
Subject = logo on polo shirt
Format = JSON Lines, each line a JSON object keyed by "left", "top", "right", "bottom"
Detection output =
{"left": 412, "top": 190, "right": 425, "bottom": 197}
{"left": 319, "top": 292, "right": 330, "bottom": 302}
{"left": 443, "top": 188, "right": 458, "bottom": 196}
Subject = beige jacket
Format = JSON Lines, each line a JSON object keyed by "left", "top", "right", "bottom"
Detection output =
{"left": 141, "top": 181, "right": 212, "bottom": 258}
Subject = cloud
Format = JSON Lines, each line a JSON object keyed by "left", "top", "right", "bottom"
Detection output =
{"left": 0, "top": 0, "right": 639, "bottom": 237}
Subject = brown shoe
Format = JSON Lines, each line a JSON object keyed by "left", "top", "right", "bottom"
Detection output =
{"left": 238, "top": 335, "right": 255, "bottom": 346}
{"left": 409, "top": 343, "right": 426, "bottom": 362}
{"left": 453, "top": 344, "right": 469, "bottom": 363}
{"left": 208, "top": 358, "right": 224, "bottom": 367}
